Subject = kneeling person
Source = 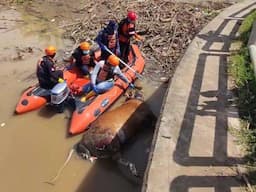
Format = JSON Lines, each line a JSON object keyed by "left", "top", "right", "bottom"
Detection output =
{"left": 69, "top": 41, "right": 100, "bottom": 76}
{"left": 83, "top": 55, "right": 134, "bottom": 99}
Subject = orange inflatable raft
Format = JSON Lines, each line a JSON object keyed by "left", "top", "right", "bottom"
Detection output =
{"left": 15, "top": 44, "right": 145, "bottom": 135}
{"left": 69, "top": 44, "right": 145, "bottom": 135}
{"left": 15, "top": 67, "right": 89, "bottom": 114}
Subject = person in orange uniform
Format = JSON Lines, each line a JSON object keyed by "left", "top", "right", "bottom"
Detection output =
{"left": 81, "top": 55, "right": 134, "bottom": 100}
{"left": 69, "top": 41, "right": 100, "bottom": 76}
{"left": 95, "top": 20, "right": 120, "bottom": 60}
{"left": 36, "top": 46, "right": 63, "bottom": 89}
{"left": 118, "top": 11, "right": 143, "bottom": 65}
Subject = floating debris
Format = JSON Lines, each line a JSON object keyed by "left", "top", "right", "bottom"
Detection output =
{"left": 62, "top": 1, "right": 230, "bottom": 76}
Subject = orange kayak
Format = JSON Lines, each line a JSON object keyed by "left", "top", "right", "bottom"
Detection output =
{"left": 69, "top": 44, "right": 145, "bottom": 135}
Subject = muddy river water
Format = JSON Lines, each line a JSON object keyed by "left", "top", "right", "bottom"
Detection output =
{"left": 0, "top": 2, "right": 167, "bottom": 192}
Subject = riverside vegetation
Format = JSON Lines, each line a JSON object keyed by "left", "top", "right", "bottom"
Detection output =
{"left": 229, "top": 9, "right": 256, "bottom": 188}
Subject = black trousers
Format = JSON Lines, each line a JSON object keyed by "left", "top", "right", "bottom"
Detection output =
{"left": 38, "top": 70, "right": 63, "bottom": 89}
{"left": 119, "top": 41, "right": 130, "bottom": 69}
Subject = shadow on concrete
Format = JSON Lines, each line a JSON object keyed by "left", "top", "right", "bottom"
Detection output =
{"left": 74, "top": 82, "right": 168, "bottom": 192}
{"left": 173, "top": 53, "right": 244, "bottom": 166}
{"left": 170, "top": 175, "right": 242, "bottom": 192}
{"left": 170, "top": 2, "right": 256, "bottom": 191}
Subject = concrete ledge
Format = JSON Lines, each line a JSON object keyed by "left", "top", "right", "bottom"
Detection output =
{"left": 142, "top": 0, "right": 256, "bottom": 192}
{"left": 248, "top": 21, "right": 256, "bottom": 46}
{"left": 249, "top": 44, "right": 256, "bottom": 77}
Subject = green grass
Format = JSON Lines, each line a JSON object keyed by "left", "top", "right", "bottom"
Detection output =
{"left": 229, "top": 10, "right": 256, "bottom": 187}
{"left": 239, "top": 9, "right": 256, "bottom": 43}
{"left": 229, "top": 47, "right": 254, "bottom": 87}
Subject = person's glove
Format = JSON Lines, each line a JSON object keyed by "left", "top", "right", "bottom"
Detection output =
{"left": 58, "top": 78, "right": 64, "bottom": 83}
{"left": 84, "top": 74, "right": 90, "bottom": 79}
{"left": 134, "top": 34, "right": 144, "bottom": 42}
{"left": 128, "top": 83, "right": 135, "bottom": 89}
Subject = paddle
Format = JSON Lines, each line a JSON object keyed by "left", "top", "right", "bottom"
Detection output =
{"left": 103, "top": 45, "right": 143, "bottom": 79}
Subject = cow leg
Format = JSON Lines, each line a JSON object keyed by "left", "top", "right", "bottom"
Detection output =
{"left": 115, "top": 156, "right": 139, "bottom": 177}
{"left": 76, "top": 143, "right": 98, "bottom": 162}
{"left": 76, "top": 143, "right": 91, "bottom": 160}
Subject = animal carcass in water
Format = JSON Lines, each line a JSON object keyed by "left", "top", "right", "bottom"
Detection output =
{"left": 76, "top": 90, "right": 156, "bottom": 176}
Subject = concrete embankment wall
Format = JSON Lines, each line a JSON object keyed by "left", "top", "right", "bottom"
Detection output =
{"left": 142, "top": 1, "right": 256, "bottom": 192}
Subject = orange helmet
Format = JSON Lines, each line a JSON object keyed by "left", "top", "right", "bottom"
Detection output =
{"left": 107, "top": 55, "right": 119, "bottom": 66}
{"left": 45, "top": 46, "right": 56, "bottom": 56}
{"left": 80, "top": 42, "right": 90, "bottom": 54}
{"left": 127, "top": 11, "right": 137, "bottom": 21}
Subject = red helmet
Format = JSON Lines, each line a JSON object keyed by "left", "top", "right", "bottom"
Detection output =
{"left": 127, "top": 11, "right": 137, "bottom": 21}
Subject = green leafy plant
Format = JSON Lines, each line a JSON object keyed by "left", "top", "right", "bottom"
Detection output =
{"left": 229, "top": 10, "right": 256, "bottom": 188}
{"left": 229, "top": 9, "right": 256, "bottom": 126}
{"left": 229, "top": 47, "right": 254, "bottom": 87}
{"left": 238, "top": 9, "right": 256, "bottom": 43}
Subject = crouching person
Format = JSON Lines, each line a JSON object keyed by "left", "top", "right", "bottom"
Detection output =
{"left": 68, "top": 41, "right": 101, "bottom": 77}
{"left": 82, "top": 55, "right": 134, "bottom": 100}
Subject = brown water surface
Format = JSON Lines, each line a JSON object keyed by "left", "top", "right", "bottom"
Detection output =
{"left": 0, "top": 3, "right": 167, "bottom": 192}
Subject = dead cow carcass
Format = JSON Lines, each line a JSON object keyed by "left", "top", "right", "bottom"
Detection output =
{"left": 76, "top": 90, "right": 156, "bottom": 176}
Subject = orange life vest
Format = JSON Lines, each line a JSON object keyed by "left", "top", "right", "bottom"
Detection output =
{"left": 119, "top": 20, "right": 136, "bottom": 43}
{"left": 81, "top": 55, "right": 90, "bottom": 65}
{"left": 108, "top": 34, "right": 117, "bottom": 49}
{"left": 37, "top": 56, "right": 55, "bottom": 71}
{"left": 98, "top": 63, "right": 113, "bottom": 82}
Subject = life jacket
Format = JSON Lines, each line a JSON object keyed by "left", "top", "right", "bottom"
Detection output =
{"left": 37, "top": 56, "right": 55, "bottom": 76}
{"left": 36, "top": 56, "right": 59, "bottom": 89}
{"left": 108, "top": 34, "right": 117, "bottom": 49}
{"left": 97, "top": 63, "right": 113, "bottom": 82}
{"left": 107, "top": 34, "right": 121, "bottom": 57}
{"left": 37, "top": 57, "right": 44, "bottom": 69}
{"left": 72, "top": 48, "right": 92, "bottom": 67}
{"left": 96, "top": 21, "right": 118, "bottom": 48}
{"left": 118, "top": 18, "right": 136, "bottom": 43}
{"left": 81, "top": 54, "right": 90, "bottom": 65}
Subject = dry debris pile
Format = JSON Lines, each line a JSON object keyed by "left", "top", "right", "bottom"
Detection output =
{"left": 63, "top": 1, "right": 230, "bottom": 76}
